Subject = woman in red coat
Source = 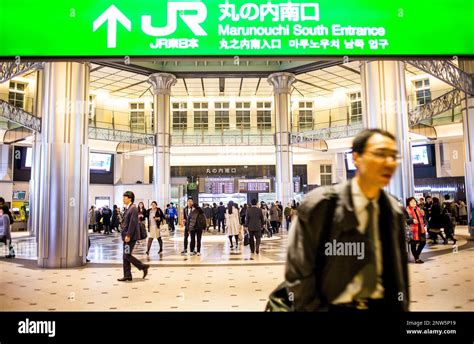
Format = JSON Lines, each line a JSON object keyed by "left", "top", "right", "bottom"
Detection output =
{"left": 406, "top": 197, "right": 427, "bottom": 263}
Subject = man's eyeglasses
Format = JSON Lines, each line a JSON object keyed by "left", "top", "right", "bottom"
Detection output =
{"left": 364, "top": 151, "right": 402, "bottom": 162}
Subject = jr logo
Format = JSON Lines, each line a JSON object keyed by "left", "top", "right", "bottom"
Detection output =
{"left": 93, "top": 3, "right": 207, "bottom": 49}
{"left": 142, "top": 2, "right": 207, "bottom": 37}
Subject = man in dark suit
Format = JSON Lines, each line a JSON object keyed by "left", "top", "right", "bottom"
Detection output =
{"left": 285, "top": 129, "right": 409, "bottom": 311}
{"left": 118, "top": 191, "right": 149, "bottom": 282}
{"left": 216, "top": 202, "right": 226, "bottom": 233}
{"left": 181, "top": 197, "right": 195, "bottom": 254}
{"left": 245, "top": 198, "right": 264, "bottom": 255}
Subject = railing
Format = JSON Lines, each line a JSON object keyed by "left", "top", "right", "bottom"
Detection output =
{"left": 0, "top": 92, "right": 36, "bottom": 114}
{"left": 0, "top": 98, "right": 41, "bottom": 132}
{"left": 407, "top": 88, "right": 463, "bottom": 127}
{"left": 90, "top": 107, "right": 155, "bottom": 134}
{"left": 291, "top": 105, "right": 363, "bottom": 132}
{"left": 405, "top": 60, "right": 474, "bottom": 96}
{"left": 291, "top": 122, "right": 364, "bottom": 145}
{"left": 88, "top": 127, "right": 155, "bottom": 146}
{"left": 0, "top": 62, "right": 44, "bottom": 84}
{"left": 171, "top": 129, "right": 275, "bottom": 146}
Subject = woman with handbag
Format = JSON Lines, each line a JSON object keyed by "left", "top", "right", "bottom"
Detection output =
{"left": 406, "top": 197, "right": 427, "bottom": 263}
{"left": 225, "top": 201, "right": 241, "bottom": 249}
{"left": 146, "top": 201, "right": 164, "bottom": 255}
{"left": 137, "top": 202, "right": 148, "bottom": 245}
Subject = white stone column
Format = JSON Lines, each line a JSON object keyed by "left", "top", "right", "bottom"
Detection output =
{"left": 148, "top": 73, "right": 176, "bottom": 207}
{"left": 0, "top": 145, "right": 12, "bottom": 181}
{"left": 35, "top": 62, "right": 90, "bottom": 268}
{"left": 28, "top": 69, "right": 44, "bottom": 238}
{"left": 334, "top": 152, "right": 347, "bottom": 184}
{"left": 360, "top": 61, "right": 414, "bottom": 202}
{"left": 268, "top": 72, "right": 296, "bottom": 206}
{"left": 459, "top": 60, "right": 474, "bottom": 239}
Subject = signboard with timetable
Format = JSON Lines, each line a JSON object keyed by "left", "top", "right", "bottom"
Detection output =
{"left": 238, "top": 179, "right": 271, "bottom": 193}
{"left": 1, "top": 0, "right": 472, "bottom": 57}
{"left": 202, "top": 178, "right": 235, "bottom": 194}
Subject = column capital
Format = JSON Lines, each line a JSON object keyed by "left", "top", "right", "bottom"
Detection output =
{"left": 267, "top": 72, "right": 296, "bottom": 94}
{"left": 148, "top": 73, "right": 177, "bottom": 95}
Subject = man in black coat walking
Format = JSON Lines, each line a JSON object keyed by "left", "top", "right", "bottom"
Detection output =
{"left": 285, "top": 129, "right": 409, "bottom": 311}
{"left": 245, "top": 199, "right": 264, "bottom": 255}
{"left": 118, "top": 191, "right": 149, "bottom": 282}
{"left": 216, "top": 202, "right": 226, "bottom": 233}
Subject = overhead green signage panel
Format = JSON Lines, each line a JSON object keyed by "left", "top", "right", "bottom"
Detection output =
{"left": 0, "top": 0, "right": 473, "bottom": 57}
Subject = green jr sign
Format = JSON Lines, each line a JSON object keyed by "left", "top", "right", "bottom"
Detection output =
{"left": 0, "top": 0, "right": 473, "bottom": 57}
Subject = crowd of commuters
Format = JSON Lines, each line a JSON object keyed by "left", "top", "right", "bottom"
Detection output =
{"left": 88, "top": 186, "right": 463, "bottom": 267}
{"left": 404, "top": 194, "right": 461, "bottom": 263}
{"left": 86, "top": 193, "right": 300, "bottom": 261}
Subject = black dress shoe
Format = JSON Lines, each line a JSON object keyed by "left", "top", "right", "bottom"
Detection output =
{"left": 142, "top": 265, "right": 150, "bottom": 279}
{"left": 117, "top": 277, "right": 132, "bottom": 282}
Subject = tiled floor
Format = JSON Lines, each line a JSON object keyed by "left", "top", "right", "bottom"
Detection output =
{"left": 1, "top": 227, "right": 473, "bottom": 311}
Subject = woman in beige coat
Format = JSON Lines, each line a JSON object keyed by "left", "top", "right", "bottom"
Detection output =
{"left": 225, "top": 201, "right": 241, "bottom": 249}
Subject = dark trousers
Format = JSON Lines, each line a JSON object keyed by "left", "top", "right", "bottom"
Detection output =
{"left": 410, "top": 240, "right": 426, "bottom": 260}
{"left": 147, "top": 237, "right": 163, "bottom": 253}
{"left": 218, "top": 218, "right": 225, "bottom": 232}
{"left": 228, "top": 235, "right": 239, "bottom": 246}
{"left": 286, "top": 217, "right": 291, "bottom": 230}
{"left": 428, "top": 229, "right": 446, "bottom": 243}
{"left": 190, "top": 229, "right": 203, "bottom": 253}
{"left": 249, "top": 230, "right": 261, "bottom": 253}
{"left": 123, "top": 240, "right": 146, "bottom": 278}
{"left": 270, "top": 221, "right": 279, "bottom": 233}
{"left": 103, "top": 224, "right": 110, "bottom": 234}
{"left": 212, "top": 217, "right": 217, "bottom": 229}
{"left": 183, "top": 228, "right": 190, "bottom": 250}
{"left": 167, "top": 218, "right": 175, "bottom": 231}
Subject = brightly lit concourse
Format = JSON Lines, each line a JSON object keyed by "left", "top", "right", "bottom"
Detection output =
{"left": 0, "top": 0, "right": 473, "bottom": 342}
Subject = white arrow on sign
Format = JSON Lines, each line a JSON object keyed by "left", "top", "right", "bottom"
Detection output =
{"left": 93, "top": 5, "right": 131, "bottom": 48}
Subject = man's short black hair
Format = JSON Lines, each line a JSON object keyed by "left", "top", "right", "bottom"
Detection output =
{"left": 0, "top": 197, "right": 4, "bottom": 203}
{"left": 123, "top": 191, "right": 135, "bottom": 203}
{"left": 251, "top": 199, "right": 257, "bottom": 206}
{"left": 187, "top": 197, "right": 193, "bottom": 201}
{"left": 219, "top": 202, "right": 223, "bottom": 205}
{"left": 352, "top": 129, "right": 396, "bottom": 154}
